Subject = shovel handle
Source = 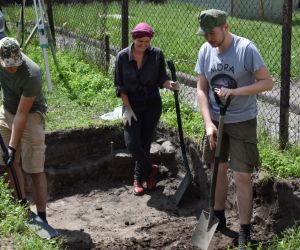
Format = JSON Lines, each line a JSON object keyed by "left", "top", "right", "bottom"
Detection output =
{"left": 209, "top": 113, "right": 225, "bottom": 208}
{"left": 0, "top": 133, "right": 8, "bottom": 155}
{"left": 214, "top": 91, "right": 231, "bottom": 116}
{"left": 167, "top": 60, "right": 191, "bottom": 176}
{"left": 0, "top": 133, "right": 23, "bottom": 200}
{"left": 167, "top": 60, "right": 177, "bottom": 82}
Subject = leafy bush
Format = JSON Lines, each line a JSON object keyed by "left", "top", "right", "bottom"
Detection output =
{"left": 258, "top": 136, "right": 300, "bottom": 178}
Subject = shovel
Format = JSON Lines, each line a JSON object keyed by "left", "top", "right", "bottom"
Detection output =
{"left": 192, "top": 82, "right": 236, "bottom": 249}
{"left": 0, "top": 133, "right": 59, "bottom": 239}
{"left": 167, "top": 60, "right": 193, "bottom": 206}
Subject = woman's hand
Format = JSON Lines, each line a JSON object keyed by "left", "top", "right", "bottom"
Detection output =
{"left": 163, "top": 80, "right": 179, "bottom": 91}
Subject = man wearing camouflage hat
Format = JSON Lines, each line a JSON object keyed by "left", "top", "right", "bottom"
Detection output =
{"left": 0, "top": 37, "right": 49, "bottom": 223}
{"left": 195, "top": 9, "right": 273, "bottom": 249}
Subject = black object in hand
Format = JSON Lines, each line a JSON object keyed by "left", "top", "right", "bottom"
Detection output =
{"left": 3, "top": 146, "right": 16, "bottom": 167}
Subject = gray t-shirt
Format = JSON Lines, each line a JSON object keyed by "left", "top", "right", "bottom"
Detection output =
{"left": 195, "top": 35, "right": 265, "bottom": 123}
{"left": 0, "top": 53, "right": 47, "bottom": 115}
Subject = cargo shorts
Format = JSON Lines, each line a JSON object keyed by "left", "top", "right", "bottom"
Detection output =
{"left": 202, "top": 118, "right": 259, "bottom": 173}
{"left": 0, "top": 106, "right": 46, "bottom": 174}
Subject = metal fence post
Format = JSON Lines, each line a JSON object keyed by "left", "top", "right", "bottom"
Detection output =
{"left": 230, "top": 0, "right": 234, "bottom": 16}
{"left": 121, "top": 0, "right": 128, "bottom": 49}
{"left": 105, "top": 34, "right": 110, "bottom": 73}
{"left": 46, "top": 0, "right": 56, "bottom": 45}
{"left": 279, "top": 0, "right": 292, "bottom": 149}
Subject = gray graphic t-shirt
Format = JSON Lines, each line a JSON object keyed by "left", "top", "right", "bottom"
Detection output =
{"left": 195, "top": 35, "right": 265, "bottom": 123}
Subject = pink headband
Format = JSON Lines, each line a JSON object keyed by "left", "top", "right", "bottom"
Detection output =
{"left": 131, "top": 22, "right": 154, "bottom": 39}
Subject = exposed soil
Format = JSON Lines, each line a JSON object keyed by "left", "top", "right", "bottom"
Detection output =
{"left": 43, "top": 174, "right": 237, "bottom": 250}
{"left": 24, "top": 126, "right": 299, "bottom": 250}
{"left": 36, "top": 171, "right": 269, "bottom": 250}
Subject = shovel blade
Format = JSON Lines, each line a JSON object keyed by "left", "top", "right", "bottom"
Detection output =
{"left": 192, "top": 211, "right": 219, "bottom": 250}
{"left": 174, "top": 173, "right": 192, "bottom": 205}
{"left": 28, "top": 212, "right": 59, "bottom": 239}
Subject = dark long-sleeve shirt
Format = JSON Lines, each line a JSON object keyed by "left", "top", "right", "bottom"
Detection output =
{"left": 114, "top": 44, "right": 169, "bottom": 101}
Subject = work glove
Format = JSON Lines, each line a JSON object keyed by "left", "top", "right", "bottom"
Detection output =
{"left": 3, "top": 146, "right": 16, "bottom": 168}
{"left": 163, "top": 80, "right": 179, "bottom": 91}
{"left": 122, "top": 106, "right": 137, "bottom": 126}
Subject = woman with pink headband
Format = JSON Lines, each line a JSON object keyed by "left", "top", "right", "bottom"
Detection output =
{"left": 114, "top": 22, "right": 178, "bottom": 196}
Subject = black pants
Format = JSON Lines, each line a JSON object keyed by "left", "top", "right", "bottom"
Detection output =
{"left": 124, "top": 98, "right": 162, "bottom": 182}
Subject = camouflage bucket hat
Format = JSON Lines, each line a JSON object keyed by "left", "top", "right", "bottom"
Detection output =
{"left": 197, "top": 9, "right": 228, "bottom": 35}
{"left": 0, "top": 37, "right": 23, "bottom": 67}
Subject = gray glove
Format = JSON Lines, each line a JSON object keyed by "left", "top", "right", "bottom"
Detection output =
{"left": 122, "top": 106, "right": 137, "bottom": 126}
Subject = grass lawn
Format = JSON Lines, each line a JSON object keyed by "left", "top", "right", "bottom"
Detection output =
{"left": 3, "top": 1, "right": 300, "bottom": 78}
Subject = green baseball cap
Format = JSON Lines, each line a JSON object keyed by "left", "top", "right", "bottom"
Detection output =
{"left": 197, "top": 9, "right": 228, "bottom": 35}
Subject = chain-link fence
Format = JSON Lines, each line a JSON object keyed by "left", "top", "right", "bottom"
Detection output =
{"left": 2, "top": 0, "right": 300, "bottom": 146}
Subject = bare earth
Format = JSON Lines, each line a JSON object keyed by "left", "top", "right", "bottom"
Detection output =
{"left": 35, "top": 169, "right": 266, "bottom": 250}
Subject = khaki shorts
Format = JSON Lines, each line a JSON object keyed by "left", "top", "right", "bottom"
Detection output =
{"left": 0, "top": 106, "right": 46, "bottom": 174}
{"left": 202, "top": 118, "right": 259, "bottom": 173}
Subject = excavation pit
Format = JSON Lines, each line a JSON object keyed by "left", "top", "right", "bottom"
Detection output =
{"left": 24, "top": 125, "right": 300, "bottom": 249}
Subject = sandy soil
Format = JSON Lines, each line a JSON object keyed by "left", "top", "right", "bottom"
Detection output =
{"left": 37, "top": 168, "right": 260, "bottom": 250}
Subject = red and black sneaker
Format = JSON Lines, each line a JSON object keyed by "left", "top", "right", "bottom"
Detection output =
{"left": 133, "top": 179, "right": 144, "bottom": 196}
{"left": 147, "top": 165, "right": 158, "bottom": 191}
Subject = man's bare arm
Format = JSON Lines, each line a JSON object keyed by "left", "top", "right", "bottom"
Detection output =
{"left": 9, "top": 96, "right": 36, "bottom": 149}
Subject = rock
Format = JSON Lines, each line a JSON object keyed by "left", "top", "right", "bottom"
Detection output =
{"left": 161, "top": 141, "right": 175, "bottom": 153}
{"left": 150, "top": 142, "right": 163, "bottom": 155}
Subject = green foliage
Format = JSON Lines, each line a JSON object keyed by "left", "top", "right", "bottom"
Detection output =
{"left": 254, "top": 224, "right": 300, "bottom": 250}
{"left": 45, "top": 1, "right": 300, "bottom": 78}
{"left": 161, "top": 91, "right": 205, "bottom": 141}
{"left": 0, "top": 176, "right": 63, "bottom": 250}
{"left": 225, "top": 224, "right": 300, "bottom": 250}
{"left": 258, "top": 135, "right": 300, "bottom": 178}
{"left": 24, "top": 45, "right": 121, "bottom": 131}
{"left": 52, "top": 52, "right": 115, "bottom": 107}
{"left": 0, "top": 176, "right": 27, "bottom": 235}
{"left": 5, "top": 2, "right": 299, "bottom": 77}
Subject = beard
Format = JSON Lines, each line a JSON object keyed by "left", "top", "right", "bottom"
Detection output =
{"left": 209, "top": 31, "right": 226, "bottom": 48}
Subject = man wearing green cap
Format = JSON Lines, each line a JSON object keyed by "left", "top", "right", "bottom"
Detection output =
{"left": 195, "top": 9, "right": 273, "bottom": 249}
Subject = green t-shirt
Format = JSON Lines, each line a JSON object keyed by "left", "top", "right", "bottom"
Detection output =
{"left": 0, "top": 53, "right": 47, "bottom": 114}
